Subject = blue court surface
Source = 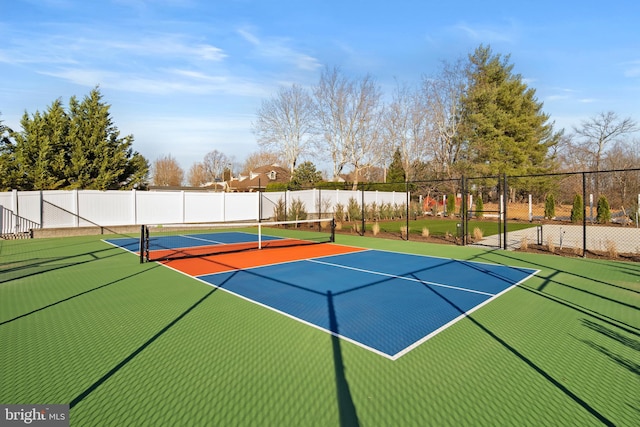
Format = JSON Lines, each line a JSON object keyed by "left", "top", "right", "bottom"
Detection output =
{"left": 197, "top": 249, "right": 538, "bottom": 359}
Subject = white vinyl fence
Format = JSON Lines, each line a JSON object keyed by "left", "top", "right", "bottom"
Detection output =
{"left": 0, "top": 189, "right": 407, "bottom": 230}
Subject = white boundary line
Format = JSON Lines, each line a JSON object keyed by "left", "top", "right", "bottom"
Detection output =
{"left": 390, "top": 271, "right": 538, "bottom": 359}
{"left": 307, "top": 258, "right": 496, "bottom": 297}
{"left": 139, "top": 243, "right": 540, "bottom": 361}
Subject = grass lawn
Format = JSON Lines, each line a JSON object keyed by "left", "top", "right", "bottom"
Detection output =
{"left": 1, "top": 233, "right": 638, "bottom": 426}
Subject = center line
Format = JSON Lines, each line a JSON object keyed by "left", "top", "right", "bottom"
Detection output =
{"left": 307, "top": 259, "right": 496, "bottom": 296}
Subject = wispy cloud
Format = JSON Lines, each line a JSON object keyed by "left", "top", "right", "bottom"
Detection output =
{"left": 622, "top": 60, "right": 640, "bottom": 78}
{"left": 451, "top": 20, "right": 520, "bottom": 44}
{"left": 237, "top": 26, "right": 321, "bottom": 71}
{"left": 545, "top": 88, "right": 579, "bottom": 102}
{"left": 40, "top": 67, "right": 270, "bottom": 97}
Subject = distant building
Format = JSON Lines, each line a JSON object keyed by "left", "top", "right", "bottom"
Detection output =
{"left": 227, "top": 164, "right": 291, "bottom": 192}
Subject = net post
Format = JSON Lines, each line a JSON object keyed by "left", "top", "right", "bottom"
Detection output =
{"left": 258, "top": 223, "right": 262, "bottom": 249}
{"left": 139, "top": 225, "right": 145, "bottom": 264}
{"left": 331, "top": 218, "right": 336, "bottom": 242}
{"left": 144, "top": 226, "right": 150, "bottom": 262}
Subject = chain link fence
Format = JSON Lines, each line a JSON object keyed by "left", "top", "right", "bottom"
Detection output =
{"left": 303, "top": 168, "right": 640, "bottom": 262}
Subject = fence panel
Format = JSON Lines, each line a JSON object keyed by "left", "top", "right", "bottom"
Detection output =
{"left": 184, "top": 192, "right": 226, "bottom": 223}
{"left": 224, "top": 192, "right": 258, "bottom": 222}
{"left": 136, "top": 191, "right": 184, "bottom": 224}
{"left": 77, "top": 191, "right": 134, "bottom": 226}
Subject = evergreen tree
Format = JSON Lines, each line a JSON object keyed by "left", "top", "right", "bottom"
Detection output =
{"left": 67, "top": 88, "right": 140, "bottom": 189}
{"left": 290, "top": 161, "right": 323, "bottom": 189}
{"left": 570, "top": 194, "right": 583, "bottom": 223}
{"left": 386, "top": 148, "right": 406, "bottom": 183}
{"left": 596, "top": 195, "right": 611, "bottom": 224}
{"left": 12, "top": 100, "right": 70, "bottom": 190}
{"left": 0, "top": 117, "right": 17, "bottom": 191}
{"left": 458, "top": 45, "right": 560, "bottom": 181}
{"left": 1, "top": 88, "right": 148, "bottom": 190}
{"left": 446, "top": 193, "right": 456, "bottom": 217}
{"left": 544, "top": 193, "right": 556, "bottom": 219}
{"left": 475, "top": 196, "right": 484, "bottom": 218}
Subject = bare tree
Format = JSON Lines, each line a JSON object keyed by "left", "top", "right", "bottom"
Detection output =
{"left": 383, "top": 82, "right": 430, "bottom": 181}
{"left": 573, "top": 111, "right": 638, "bottom": 194}
{"left": 187, "top": 162, "right": 208, "bottom": 187}
{"left": 421, "top": 58, "right": 466, "bottom": 180}
{"left": 253, "top": 84, "right": 316, "bottom": 174}
{"left": 203, "top": 149, "right": 230, "bottom": 181}
{"left": 242, "top": 150, "right": 284, "bottom": 174}
{"left": 573, "top": 111, "right": 638, "bottom": 171}
{"left": 314, "top": 66, "right": 385, "bottom": 188}
{"left": 152, "top": 154, "right": 184, "bottom": 186}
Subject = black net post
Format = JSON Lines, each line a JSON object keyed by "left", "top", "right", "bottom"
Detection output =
{"left": 502, "top": 173, "right": 508, "bottom": 250}
{"left": 144, "top": 226, "right": 150, "bottom": 262}
{"left": 461, "top": 176, "right": 467, "bottom": 246}
{"left": 582, "top": 172, "right": 587, "bottom": 257}
{"left": 405, "top": 180, "right": 410, "bottom": 241}
{"left": 139, "top": 225, "right": 145, "bottom": 264}
{"left": 330, "top": 218, "right": 336, "bottom": 242}
{"left": 361, "top": 185, "right": 365, "bottom": 236}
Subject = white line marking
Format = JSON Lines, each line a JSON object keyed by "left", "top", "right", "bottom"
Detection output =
{"left": 150, "top": 246, "right": 539, "bottom": 361}
{"left": 307, "top": 258, "right": 496, "bottom": 297}
{"left": 390, "top": 269, "right": 539, "bottom": 359}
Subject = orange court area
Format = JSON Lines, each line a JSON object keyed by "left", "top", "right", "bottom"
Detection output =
{"left": 161, "top": 243, "right": 367, "bottom": 277}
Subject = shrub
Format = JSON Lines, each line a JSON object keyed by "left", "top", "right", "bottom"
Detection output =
{"left": 380, "top": 202, "right": 393, "bottom": 219}
{"left": 372, "top": 222, "right": 380, "bottom": 236}
{"left": 347, "top": 197, "right": 361, "bottom": 222}
{"left": 393, "top": 203, "right": 406, "bottom": 219}
{"left": 547, "top": 236, "right": 555, "bottom": 253}
{"left": 287, "top": 198, "right": 307, "bottom": 221}
{"left": 570, "top": 194, "right": 583, "bottom": 223}
{"left": 334, "top": 203, "right": 345, "bottom": 222}
{"left": 273, "top": 198, "right": 286, "bottom": 221}
{"left": 446, "top": 193, "right": 456, "bottom": 217}
{"left": 596, "top": 195, "right": 611, "bottom": 224}
{"left": 421, "top": 227, "right": 430, "bottom": 238}
{"left": 473, "top": 227, "right": 484, "bottom": 240}
{"left": 475, "top": 196, "right": 484, "bottom": 219}
{"left": 367, "top": 202, "right": 380, "bottom": 221}
{"left": 544, "top": 193, "right": 556, "bottom": 219}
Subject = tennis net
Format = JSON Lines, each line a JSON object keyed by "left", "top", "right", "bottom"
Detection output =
{"left": 140, "top": 218, "right": 335, "bottom": 262}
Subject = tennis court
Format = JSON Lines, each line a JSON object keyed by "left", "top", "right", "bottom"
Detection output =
{"left": 1, "top": 228, "right": 638, "bottom": 426}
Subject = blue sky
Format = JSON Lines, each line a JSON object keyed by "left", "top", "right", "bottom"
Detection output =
{"left": 2, "top": 0, "right": 639, "bottom": 174}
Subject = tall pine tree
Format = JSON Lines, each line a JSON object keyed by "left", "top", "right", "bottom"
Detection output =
{"left": 2, "top": 87, "right": 149, "bottom": 190}
{"left": 457, "top": 46, "right": 559, "bottom": 181}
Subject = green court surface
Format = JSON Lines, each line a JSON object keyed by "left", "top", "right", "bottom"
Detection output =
{"left": 1, "top": 233, "right": 638, "bottom": 426}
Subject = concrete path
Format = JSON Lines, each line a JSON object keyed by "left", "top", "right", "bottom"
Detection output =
{"left": 472, "top": 224, "right": 640, "bottom": 254}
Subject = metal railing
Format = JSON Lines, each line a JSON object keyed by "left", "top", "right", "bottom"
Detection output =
{"left": 0, "top": 205, "right": 39, "bottom": 239}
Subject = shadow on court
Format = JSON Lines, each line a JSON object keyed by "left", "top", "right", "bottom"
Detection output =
{"left": 0, "top": 246, "right": 128, "bottom": 284}
{"left": 409, "top": 271, "right": 616, "bottom": 427}
{"left": 327, "top": 290, "right": 361, "bottom": 427}
{"left": 69, "top": 285, "right": 222, "bottom": 410}
{"left": 0, "top": 264, "right": 161, "bottom": 326}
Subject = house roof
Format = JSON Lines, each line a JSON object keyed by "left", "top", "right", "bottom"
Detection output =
{"left": 228, "top": 164, "right": 290, "bottom": 191}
